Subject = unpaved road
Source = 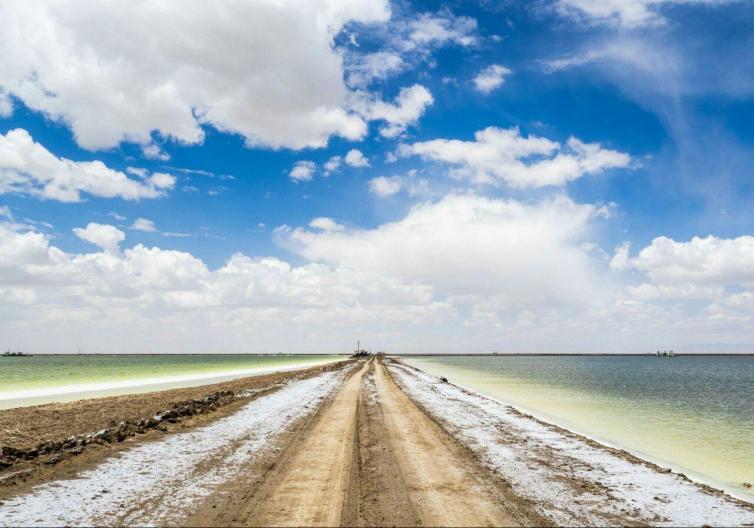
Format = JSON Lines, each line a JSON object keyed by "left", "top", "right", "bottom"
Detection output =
{"left": 5, "top": 357, "right": 752, "bottom": 527}
{"left": 191, "top": 357, "right": 536, "bottom": 527}
{"left": 1, "top": 358, "right": 538, "bottom": 527}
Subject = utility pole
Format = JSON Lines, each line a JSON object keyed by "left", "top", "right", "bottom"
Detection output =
{"left": 357, "top": 339, "right": 360, "bottom": 354}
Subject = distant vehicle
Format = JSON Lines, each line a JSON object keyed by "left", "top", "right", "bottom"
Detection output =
{"left": 655, "top": 350, "right": 676, "bottom": 357}
{"left": 2, "top": 350, "right": 32, "bottom": 357}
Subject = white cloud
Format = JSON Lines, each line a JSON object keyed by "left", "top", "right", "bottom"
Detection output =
{"left": 309, "top": 217, "right": 345, "bottom": 232}
{"left": 141, "top": 144, "right": 170, "bottom": 161}
{"left": 130, "top": 218, "right": 157, "bottom": 233}
{"left": 473, "top": 64, "right": 512, "bottom": 94}
{"left": 0, "top": 129, "right": 175, "bottom": 202}
{"left": 345, "top": 149, "right": 370, "bottom": 167}
{"left": 342, "top": 10, "right": 478, "bottom": 92}
{"left": 405, "top": 11, "right": 478, "bottom": 49}
{"left": 289, "top": 161, "right": 316, "bottom": 182}
{"left": 4, "top": 203, "right": 754, "bottom": 353}
{"left": 284, "top": 194, "right": 605, "bottom": 306}
{"left": 0, "top": 221, "right": 444, "bottom": 352}
{"left": 356, "top": 85, "right": 434, "bottom": 138}
{"left": 401, "top": 126, "right": 632, "bottom": 188}
{"left": 323, "top": 156, "right": 342, "bottom": 175}
{"left": 346, "top": 52, "right": 404, "bottom": 88}
{"left": 0, "top": 91, "right": 11, "bottom": 117}
{"left": 609, "top": 241, "right": 631, "bottom": 271}
{"left": 369, "top": 176, "right": 403, "bottom": 197}
{"left": 73, "top": 223, "right": 125, "bottom": 253}
{"left": 555, "top": 0, "right": 737, "bottom": 28}
{"left": 368, "top": 172, "right": 429, "bottom": 198}
{"left": 630, "top": 235, "right": 754, "bottom": 287}
{"left": 0, "top": 1, "right": 389, "bottom": 150}
{"left": 108, "top": 212, "right": 127, "bottom": 222}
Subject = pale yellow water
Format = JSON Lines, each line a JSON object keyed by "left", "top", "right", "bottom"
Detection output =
{"left": 406, "top": 355, "right": 754, "bottom": 502}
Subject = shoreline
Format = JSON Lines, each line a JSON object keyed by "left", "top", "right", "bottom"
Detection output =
{"left": 431, "top": 372, "right": 753, "bottom": 504}
{"left": 0, "top": 358, "right": 340, "bottom": 409}
{"left": 389, "top": 359, "right": 754, "bottom": 525}
{"left": 401, "top": 356, "right": 754, "bottom": 504}
{"left": 1, "top": 357, "right": 752, "bottom": 526}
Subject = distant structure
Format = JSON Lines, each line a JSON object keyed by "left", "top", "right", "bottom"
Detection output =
{"left": 351, "top": 339, "right": 371, "bottom": 358}
{"left": 2, "top": 350, "right": 32, "bottom": 357}
{"left": 655, "top": 350, "right": 676, "bottom": 357}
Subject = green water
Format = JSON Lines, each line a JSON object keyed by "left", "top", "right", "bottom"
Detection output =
{"left": 406, "top": 355, "right": 754, "bottom": 502}
{"left": 0, "top": 354, "right": 340, "bottom": 407}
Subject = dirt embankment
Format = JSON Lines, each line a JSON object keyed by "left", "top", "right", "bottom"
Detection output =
{"left": 0, "top": 360, "right": 350, "bottom": 487}
{"left": 2, "top": 357, "right": 544, "bottom": 526}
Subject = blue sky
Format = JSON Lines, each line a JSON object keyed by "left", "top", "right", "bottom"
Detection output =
{"left": 1, "top": 0, "right": 753, "bottom": 353}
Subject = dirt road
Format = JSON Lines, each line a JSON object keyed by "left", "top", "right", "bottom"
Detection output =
{"left": 4, "top": 357, "right": 752, "bottom": 527}
{"left": 190, "top": 357, "right": 534, "bottom": 527}
{"left": 1, "top": 358, "right": 537, "bottom": 527}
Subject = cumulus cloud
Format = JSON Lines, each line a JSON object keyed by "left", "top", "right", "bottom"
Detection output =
{"left": 4, "top": 203, "right": 754, "bottom": 352}
{"left": 141, "top": 144, "right": 170, "bottom": 161}
{"left": 473, "top": 64, "right": 512, "bottom": 94}
{"left": 3, "top": 195, "right": 607, "bottom": 326}
{"left": 0, "top": 1, "right": 390, "bottom": 151}
{"left": 323, "top": 156, "right": 342, "bottom": 175}
{"left": 610, "top": 241, "right": 631, "bottom": 271}
{"left": 630, "top": 235, "right": 754, "bottom": 287}
{"left": 289, "top": 161, "right": 316, "bottom": 182}
{"left": 284, "top": 194, "right": 606, "bottom": 306}
{"left": 0, "top": 220, "right": 444, "bottom": 352}
{"left": 369, "top": 176, "right": 403, "bottom": 197}
{"left": 73, "top": 223, "right": 125, "bottom": 253}
{"left": 401, "top": 126, "right": 631, "bottom": 188}
{"left": 356, "top": 85, "right": 434, "bottom": 138}
{"left": 130, "top": 218, "right": 157, "bottom": 233}
{"left": 309, "top": 217, "right": 345, "bottom": 232}
{"left": 0, "top": 129, "right": 175, "bottom": 202}
{"left": 345, "top": 149, "right": 370, "bottom": 167}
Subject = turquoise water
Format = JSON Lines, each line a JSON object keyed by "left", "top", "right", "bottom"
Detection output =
{"left": 0, "top": 354, "right": 341, "bottom": 408}
{"left": 405, "top": 355, "right": 754, "bottom": 502}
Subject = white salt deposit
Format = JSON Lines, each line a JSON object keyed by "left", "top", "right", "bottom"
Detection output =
{"left": 0, "top": 370, "right": 344, "bottom": 526}
{"left": 389, "top": 362, "right": 754, "bottom": 527}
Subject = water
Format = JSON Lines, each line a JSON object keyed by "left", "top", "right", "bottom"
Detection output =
{"left": 405, "top": 354, "right": 754, "bottom": 502}
{"left": 0, "top": 354, "right": 341, "bottom": 409}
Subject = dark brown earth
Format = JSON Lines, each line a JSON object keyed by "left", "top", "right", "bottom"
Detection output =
{"left": 0, "top": 360, "right": 350, "bottom": 496}
{"left": 0, "top": 360, "right": 349, "bottom": 450}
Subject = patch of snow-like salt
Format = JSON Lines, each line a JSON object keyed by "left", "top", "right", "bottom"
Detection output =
{"left": 0, "top": 370, "right": 345, "bottom": 527}
{"left": 389, "top": 363, "right": 754, "bottom": 527}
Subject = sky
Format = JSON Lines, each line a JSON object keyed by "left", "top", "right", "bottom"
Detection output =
{"left": 1, "top": 0, "right": 754, "bottom": 354}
